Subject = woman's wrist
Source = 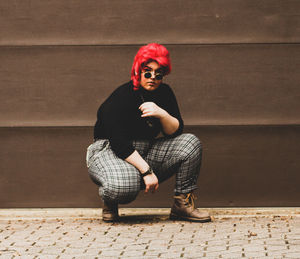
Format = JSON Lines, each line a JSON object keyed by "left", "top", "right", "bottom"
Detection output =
{"left": 158, "top": 108, "right": 168, "bottom": 119}
{"left": 125, "top": 150, "right": 150, "bottom": 174}
{"left": 139, "top": 164, "right": 150, "bottom": 174}
{"left": 140, "top": 167, "right": 154, "bottom": 177}
{"left": 159, "top": 113, "right": 180, "bottom": 135}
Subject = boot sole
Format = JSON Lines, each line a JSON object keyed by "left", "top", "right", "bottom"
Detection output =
{"left": 170, "top": 212, "right": 211, "bottom": 223}
{"left": 102, "top": 216, "right": 119, "bottom": 222}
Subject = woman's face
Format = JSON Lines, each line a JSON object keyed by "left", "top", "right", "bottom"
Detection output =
{"left": 140, "top": 61, "right": 164, "bottom": 91}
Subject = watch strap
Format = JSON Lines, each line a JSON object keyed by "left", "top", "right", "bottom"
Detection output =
{"left": 141, "top": 167, "right": 154, "bottom": 177}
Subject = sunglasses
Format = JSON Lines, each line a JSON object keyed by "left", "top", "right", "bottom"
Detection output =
{"left": 142, "top": 71, "right": 164, "bottom": 80}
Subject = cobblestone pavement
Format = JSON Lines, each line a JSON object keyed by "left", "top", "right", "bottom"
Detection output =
{"left": 0, "top": 208, "right": 300, "bottom": 258}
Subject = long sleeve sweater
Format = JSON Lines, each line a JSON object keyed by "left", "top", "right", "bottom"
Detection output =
{"left": 94, "top": 81, "right": 184, "bottom": 159}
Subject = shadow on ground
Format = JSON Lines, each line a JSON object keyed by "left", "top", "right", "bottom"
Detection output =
{"left": 109, "top": 214, "right": 171, "bottom": 224}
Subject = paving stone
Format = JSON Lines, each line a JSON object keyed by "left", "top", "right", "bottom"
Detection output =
{"left": 80, "top": 247, "right": 102, "bottom": 255}
{"left": 244, "top": 250, "right": 268, "bottom": 257}
{"left": 285, "top": 253, "right": 300, "bottom": 259}
{"left": 39, "top": 246, "right": 66, "bottom": 255}
{"left": 266, "top": 244, "right": 288, "bottom": 251}
{"left": 287, "top": 245, "right": 300, "bottom": 252}
{"left": 159, "top": 251, "right": 183, "bottom": 258}
{"left": 243, "top": 243, "right": 265, "bottom": 252}
{"left": 100, "top": 249, "right": 123, "bottom": 257}
{"left": 221, "top": 253, "right": 243, "bottom": 259}
{"left": 227, "top": 245, "right": 242, "bottom": 253}
{"left": 206, "top": 245, "right": 227, "bottom": 252}
{"left": 267, "top": 250, "right": 288, "bottom": 257}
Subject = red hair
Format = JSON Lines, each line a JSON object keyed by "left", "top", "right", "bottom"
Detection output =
{"left": 131, "top": 43, "right": 171, "bottom": 90}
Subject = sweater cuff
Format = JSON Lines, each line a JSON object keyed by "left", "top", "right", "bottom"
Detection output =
{"left": 119, "top": 148, "right": 135, "bottom": 160}
{"left": 164, "top": 118, "right": 184, "bottom": 138}
{"left": 111, "top": 143, "right": 135, "bottom": 160}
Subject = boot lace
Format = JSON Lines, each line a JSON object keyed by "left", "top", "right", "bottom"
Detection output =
{"left": 185, "top": 193, "right": 196, "bottom": 209}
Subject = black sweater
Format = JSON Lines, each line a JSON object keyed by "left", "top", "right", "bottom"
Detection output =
{"left": 94, "top": 81, "right": 184, "bottom": 159}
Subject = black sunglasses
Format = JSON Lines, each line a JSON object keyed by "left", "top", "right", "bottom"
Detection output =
{"left": 142, "top": 71, "right": 164, "bottom": 80}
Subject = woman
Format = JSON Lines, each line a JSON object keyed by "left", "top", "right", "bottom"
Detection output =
{"left": 86, "top": 43, "right": 211, "bottom": 222}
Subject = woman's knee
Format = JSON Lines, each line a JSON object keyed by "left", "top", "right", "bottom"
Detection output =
{"left": 176, "top": 133, "right": 203, "bottom": 160}
{"left": 100, "top": 180, "right": 140, "bottom": 204}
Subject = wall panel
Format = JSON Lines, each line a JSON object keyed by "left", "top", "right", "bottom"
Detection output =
{"left": 0, "top": 126, "right": 299, "bottom": 208}
{"left": 0, "top": 0, "right": 299, "bottom": 45}
{"left": 0, "top": 44, "right": 299, "bottom": 127}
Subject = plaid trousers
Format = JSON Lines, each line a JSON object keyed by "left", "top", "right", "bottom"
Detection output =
{"left": 86, "top": 133, "right": 202, "bottom": 204}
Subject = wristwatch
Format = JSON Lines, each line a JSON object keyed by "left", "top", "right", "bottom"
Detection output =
{"left": 141, "top": 167, "right": 154, "bottom": 177}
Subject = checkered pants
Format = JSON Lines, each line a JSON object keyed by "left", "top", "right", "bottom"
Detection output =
{"left": 86, "top": 133, "right": 202, "bottom": 204}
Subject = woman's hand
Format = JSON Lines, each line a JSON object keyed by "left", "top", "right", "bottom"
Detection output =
{"left": 125, "top": 151, "right": 159, "bottom": 193}
{"left": 143, "top": 172, "right": 159, "bottom": 193}
{"left": 139, "top": 102, "right": 180, "bottom": 135}
{"left": 139, "top": 102, "right": 167, "bottom": 119}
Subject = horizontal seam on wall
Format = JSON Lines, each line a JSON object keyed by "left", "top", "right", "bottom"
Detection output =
{"left": 0, "top": 42, "right": 300, "bottom": 48}
{"left": 0, "top": 124, "right": 299, "bottom": 129}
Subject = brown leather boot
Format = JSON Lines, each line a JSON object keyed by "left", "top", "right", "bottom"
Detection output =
{"left": 170, "top": 192, "right": 211, "bottom": 222}
{"left": 102, "top": 201, "right": 119, "bottom": 222}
